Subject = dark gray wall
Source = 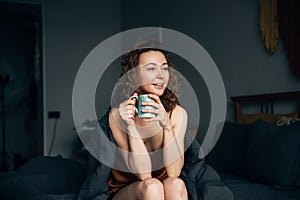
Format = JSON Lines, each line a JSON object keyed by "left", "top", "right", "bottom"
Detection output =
{"left": 43, "top": 0, "right": 121, "bottom": 156}
{"left": 3, "top": 0, "right": 300, "bottom": 157}
{"left": 121, "top": 0, "right": 300, "bottom": 122}
{"left": 4, "top": 0, "right": 122, "bottom": 157}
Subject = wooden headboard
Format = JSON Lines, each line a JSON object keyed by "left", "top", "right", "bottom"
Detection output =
{"left": 230, "top": 91, "right": 300, "bottom": 124}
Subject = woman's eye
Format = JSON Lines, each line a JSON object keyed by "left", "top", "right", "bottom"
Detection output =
{"left": 147, "top": 67, "right": 155, "bottom": 71}
{"left": 163, "top": 66, "right": 169, "bottom": 71}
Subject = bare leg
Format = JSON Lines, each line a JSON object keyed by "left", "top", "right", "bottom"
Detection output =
{"left": 163, "top": 177, "right": 188, "bottom": 200}
{"left": 113, "top": 178, "right": 164, "bottom": 200}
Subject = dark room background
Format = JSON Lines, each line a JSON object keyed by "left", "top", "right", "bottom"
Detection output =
{"left": 0, "top": 0, "right": 299, "bottom": 163}
{"left": 0, "top": 2, "right": 43, "bottom": 169}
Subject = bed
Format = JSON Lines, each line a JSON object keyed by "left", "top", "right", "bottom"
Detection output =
{"left": 1, "top": 91, "right": 300, "bottom": 200}
{"left": 231, "top": 91, "right": 300, "bottom": 124}
{"left": 0, "top": 156, "right": 88, "bottom": 200}
{"left": 206, "top": 91, "right": 300, "bottom": 199}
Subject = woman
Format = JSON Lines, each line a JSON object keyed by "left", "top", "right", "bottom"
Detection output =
{"left": 107, "top": 41, "right": 188, "bottom": 200}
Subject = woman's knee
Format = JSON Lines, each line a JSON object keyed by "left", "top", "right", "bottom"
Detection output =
{"left": 138, "top": 178, "right": 164, "bottom": 199}
{"left": 163, "top": 177, "right": 187, "bottom": 199}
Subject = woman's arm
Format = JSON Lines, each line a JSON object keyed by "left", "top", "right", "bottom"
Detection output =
{"left": 163, "top": 106, "right": 187, "bottom": 177}
{"left": 144, "top": 94, "right": 188, "bottom": 177}
{"left": 109, "top": 106, "right": 152, "bottom": 180}
{"left": 126, "top": 124, "right": 152, "bottom": 180}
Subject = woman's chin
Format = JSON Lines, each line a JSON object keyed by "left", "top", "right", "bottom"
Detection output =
{"left": 141, "top": 86, "right": 166, "bottom": 96}
{"left": 150, "top": 89, "right": 165, "bottom": 96}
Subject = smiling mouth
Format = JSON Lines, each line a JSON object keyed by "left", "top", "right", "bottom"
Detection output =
{"left": 153, "top": 83, "right": 165, "bottom": 89}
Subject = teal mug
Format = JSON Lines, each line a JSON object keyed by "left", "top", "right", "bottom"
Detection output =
{"left": 129, "top": 94, "right": 156, "bottom": 118}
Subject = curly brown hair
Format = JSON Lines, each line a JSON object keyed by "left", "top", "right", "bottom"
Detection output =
{"left": 112, "top": 40, "right": 180, "bottom": 113}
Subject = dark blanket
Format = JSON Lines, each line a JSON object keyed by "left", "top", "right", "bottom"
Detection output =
{"left": 77, "top": 111, "right": 233, "bottom": 200}
{"left": 0, "top": 111, "right": 233, "bottom": 200}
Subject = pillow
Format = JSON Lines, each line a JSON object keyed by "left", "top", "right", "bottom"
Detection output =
{"left": 247, "top": 120, "right": 300, "bottom": 189}
{"left": 205, "top": 121, "right": 251, "bottom": 176}
{"left": 0, "top": 156, "right": 88, "bottom": 195}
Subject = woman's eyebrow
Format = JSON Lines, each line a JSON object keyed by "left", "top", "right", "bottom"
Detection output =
{"left": 143, "top": 63, "right": 158, "bottom": 67}
{"left": 143, "top": 62, "right": 168, "bottom": 67}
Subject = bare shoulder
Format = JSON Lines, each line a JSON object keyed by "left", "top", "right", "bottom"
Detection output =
{"left": 109, "top": 108, "right": 126, "bottom": 129}
{"left": 171, "top": 105, "right": 188, "bottom": 119}
{"left": 108, "top": 108, "right": 118, "bottom": 127}
{"left": 108, "top": 108, "right": 119, "bottom": 136}
{"left": 109, "top": 108, "right": 128, "bottom": 150}
{"left": 170, "top": 105, "right": 188, "bottom": 126}
{"left": 108, "top": 108, "right": 117, "bottom": 121}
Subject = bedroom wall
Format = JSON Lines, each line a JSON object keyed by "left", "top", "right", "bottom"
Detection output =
{"left": 44, "top": 0, "right": 122, "bottom": 158}
{"left": 3, "top": 0, "right": 300, "bottom": 158}
{"left": 42, "top": 0, "right": 121, "bottom": 157}
{"left": 121, "top": 0, "right": 300, "bottom": 123}
{"left": 4, "top": 0, "right": 122, "bottom": 158}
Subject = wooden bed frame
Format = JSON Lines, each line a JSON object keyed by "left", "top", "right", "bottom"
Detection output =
{"left": 230, "top": 91, "right": 300, "bottom": 123}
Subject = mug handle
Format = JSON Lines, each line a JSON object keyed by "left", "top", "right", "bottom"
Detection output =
{"left": 129, "top": 95, "right": 138, "bottom": 114}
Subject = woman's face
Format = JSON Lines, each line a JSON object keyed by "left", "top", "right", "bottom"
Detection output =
{"left": 138, "top": 50, "right": 169, "bottom": 96}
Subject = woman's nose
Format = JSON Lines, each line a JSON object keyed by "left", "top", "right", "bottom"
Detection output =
{"left": 156, "top": 67, "right": 164, "bottom": 78}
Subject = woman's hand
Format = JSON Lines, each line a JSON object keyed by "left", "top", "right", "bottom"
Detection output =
{"left": 118, "top": 92, "right": 138, "bottom": 126}
{"left": 143, "top": 94, "right": 170, "bottom": 128}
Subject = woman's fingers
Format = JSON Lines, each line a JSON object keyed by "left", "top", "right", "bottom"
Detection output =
{"left": 142, "top": 107, "right": 159, "bottom": 114}
{"left": 118, "top": 95, "right": 139, "bottom": 124}
{"left": 142, "top": 94, "right": 168, "bottom": 127}
{"left": 148, "top": 93, "right": 162, "bottom": 104}
{"left": 129, "top": 92, "right": 138, "bottom": 105}
{"left": 142, "top": 101, "right": 159, "bottom": 108}
{"left": 120, "top": 105, "right": 135, "bottom": 115}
